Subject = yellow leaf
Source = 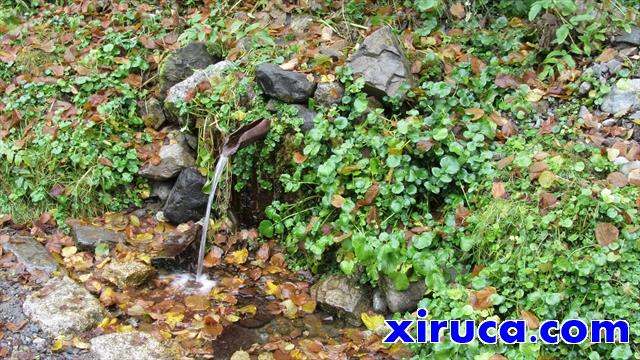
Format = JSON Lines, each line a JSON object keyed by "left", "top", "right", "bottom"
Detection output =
{"left": 526, "top": 88, "right": 546, "bottom": 102}
{"left": 51, "top": 339, "right": 65, "bottom": 352}
{"left": 117, "top": 324, "right": 134, "bottom": 333}
{"left": 225, "top": 248, "right": 249, "bottom": 265}
{"left": 331, "top": 194, "right": 345, "bottom": 208}
{"left": 165, "top": 311, "right": 184, "bottom": 329}
{"left": 301, "top": 300, "right": 316, "bottom": 314}
{"left": 361, "top": 312, "right": 386, "bottom": 331}
{"left": 265, "top": 281, "right": 279, "bottom": 296}
{"left": 137, "top": 253, "right": 151, "bottom": 264}
{"left": 160, "top": 330, "right": 173, "bottom": 340}
{"left": 281, "top": 299, "right": 298, "bottom": 319}
{"left": 237, "top": 304, "right": 257, "bottom": 315}
{"left": 185, "top": 295, "right": 210, "bottom": 311}
{"left": 135, "top": 233, "right": 153, "bottom": 242}
{"left": 226, "top": 314, "right": 240, "bottom": 322}
{"left": 129, "top": 215, "right": 141, "bottom": 227}
{"left": 61, "top": 246, "right": 77, "bottom": 257}
{"left": 72, "top": 337, "right": 90, "bottom": 349}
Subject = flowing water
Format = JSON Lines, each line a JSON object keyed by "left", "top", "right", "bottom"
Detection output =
{"left": 167, "top": 154, "right": 229, "bottom": 293}
{"left": 196, "top": 154, "right": 229, "bottom": 279}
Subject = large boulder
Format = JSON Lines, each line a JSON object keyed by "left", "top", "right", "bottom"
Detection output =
{"left": 69, "top": 222, "right": 126, "bottom": 251}
{"left": 348, "top": 26, "right": 414, "bottom": 99}
{"left": 164, "top": 60, "right": 234, "bottom": 127}
{"left": 380, "top": 275, "right": 426, "bottom": 313}
{"left": 139, "top": 132, "right": 196, "bottom": 180}
{"left": 310, "top": 274, "right": 371, "bottom": 326}
{"left": 159, "top": 42, "right": 219, "bottom": 98}
{"left": 23, "top": 276, "right": 106, "bottom": 336}
{"left": 90, "top": 331, "right": 173, "bottom": 360}
{"left": 2, "top": 236, "right": 58, "bottom": 274}
{"left": 255, "top": 63, "right": 316, "bottom": 103}
{"left": 162, "top": 167, "right": 208, "bottom": 224}
{"left": 601, "top": 79, "right": 640, "bottom": 115}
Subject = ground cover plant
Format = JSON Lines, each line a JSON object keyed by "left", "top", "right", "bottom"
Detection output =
{"left": 1, "top": 0, "right": 640, "bottom": 359}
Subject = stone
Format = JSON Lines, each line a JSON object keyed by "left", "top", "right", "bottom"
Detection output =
{"left": 90, "top": 331, "right": 173, "bottom": 360}
{"left": 138, "top": 134, "right": 196, "bottom": 180}
{"left": 314, "top": 82, "right": 344, "bottom": 106}
{"left": 578, "top": 81, "right": 591, "bottom": 95}
{"left": 380, "top": 275, "right": 426, "bottom": 313}
{"left": 290, "top": 15, "right": 313, "bottom": 35}
{"left": 372, "top": 289, "right": 388, "bottom": 314}
{"left": 348, "top": 26, "right": 414, "bottom": 99}
{"left": 615, "top": 27, "right": 640, "bottom": 46}
{"left": 310, "top": 274, "right": 371, "bottom": 326}
{"left": 159, "top": 42, "right": 219, "bottom": 98}
{"left": 102, "top": 259, "right": 155, "bottom": 288}
{"left": 2, "top": 236, "right": 58, "bottom": 274}
{"left": 23, "top": 276, "right": 105, "bottom": 336}
{"left": 150, "top": 180, "right": 175, "bottom": 202}
{"left": 138, "top": 98, "right": 166, "bottom": 130}
{"left": 601, "top": 79, "right": 640, "bottom": 114}
{"left": 255, "top": 63, "right": 316, "bottom": 103}
{"left": 620, "top": 161, "right": 640, "bottom": 176}
{"left": 603, "top": 59, "right": 623, "bottom": 74}
{"left": 164, "top": 61, "right": 234, "bottom": 126}
{"left": 628, "top": 168, "right": 640, "bottom": 186}
{"left": 629, "top": 111, "right": 640, "bottom": 120}
{"left": 319, "top": 45, "right": 342, "bottom": 60}
{"left": 70, "top": 223, "right": 126, "bottom": 251}
{"left": 162, "top": 167, "right": 208, "bottom": 224}
{"left": 292, "top": 104, "right": 317, "bottom": 132}
{"left": 155, "top": 222, "right": 201, "bottom": 259}
{"left": 602, "top": 118, "right": 618, "bottom": 127}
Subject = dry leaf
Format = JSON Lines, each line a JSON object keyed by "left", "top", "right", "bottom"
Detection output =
{"left": 491, "top": 182, "right": 507, "bottom": 199}
{"left": 595, "top": 222, "right": 619, "bottom": 247}
{"left": 450, "top": 3, "right": 465, "bottom": 19}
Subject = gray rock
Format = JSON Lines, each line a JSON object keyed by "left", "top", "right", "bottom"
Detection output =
{"left": 620, "top": 160, "right": 640, "bottom": 176}
{"left": 2, "top": 236, "right": 58, "bottom": 274}
{"left": 102, "top": 259, "right": 155, "bottom": 289}
{"left": 255, "top": 63, "right": 316, "bottom": 104}
{"left": 310, "top": 274, "right": 371, "bottom": 326}
{"left": 90, "top": 331, "right": 173, "bottom": 360}
{"left": 23, "top": 276, "right": 105, "bottom": 336}
{"left": 614, "top": 156, "right": 629, "bottom": 165}
{"left": 615, "top": 27, "right": 640, "bottom": 46}
{"left": 319, "top": 46, "right": 342, "bottom": 60}
{"left": 290, "top": 15, "right": 313, "bottom": 35}
{"left": 380, "top": 275, "right": 426, "bottom": 313}
{"left": 348, "top": 26, "right": 414, "bottom": 99}
{"left": 292, "top": 104, "right": 317, "bottom": 132}
{"left": 150, "top": 180, "right": 174, "bottom": 202}
{"left": 629, "top": 111, "right": 640, "bottom": 120}
{"left": 138, "top": 141, "right": 196, "bottom": 180}
{"left": 70, "top": 223, "right": 126, "bottom": 251}
{"left": 603, "top": 59, "right": 623, "bottom": 74}
{"left": 164, "top": 61, "right": 234, "bottom": 126}
{"left": 162, "top": 167, "right": 208, "bottom": 224}
{"left": 159, "top": 42, "right": 219, "bottom": 98}
{"left": 601, "top": 79, "right": 640, "bottom": 114}
{"left": 372, "top": 289, "right": 388, "bottom": 314}
{"left": 138, "top": 98, "right": 166, "bottom": 130}
{"left": 578, "top": 81, "right": 591, "bottom": 95}
{"left": 314, "top": 82, "right": 344, "bottom": 106}
{"left": 602, "top": 118, "right": 618, "bottom": 127}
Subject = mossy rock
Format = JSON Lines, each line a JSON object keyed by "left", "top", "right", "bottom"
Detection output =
{"left": 158, "top": 42, "right": 219, "bottom": 98}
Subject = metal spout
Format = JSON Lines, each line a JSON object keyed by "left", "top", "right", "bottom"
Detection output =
{"left": 221, "top": 119, "right": 271, "bottom": 156}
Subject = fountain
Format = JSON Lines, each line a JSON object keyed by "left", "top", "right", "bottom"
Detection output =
{"left": 170, "top": 119, "right": 271, "bottom": 293}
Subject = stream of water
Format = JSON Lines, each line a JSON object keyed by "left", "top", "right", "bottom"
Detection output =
{"left": 196, "top": 154, "right": 229, "bottom": 279}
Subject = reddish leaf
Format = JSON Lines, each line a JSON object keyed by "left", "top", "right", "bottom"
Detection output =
{"left": 595, "top": 223, "right": 618, "bottom": 247}
{"left": 450, "top": 3, "right": 465, "bottom": 19}
{"left": 521, "top": 310, "right": 540, "bottom": 329}
{"left": 538, "top": 115, "right": 556, "bottom": 135}
{"left": 494, "top": 74, "right": 520, "bottom": 89}
{"left": 471, "top": 287, "right": 496, "bottom": 310}
{"left": 491, "top": 182, "right": 507, "bottom": 199}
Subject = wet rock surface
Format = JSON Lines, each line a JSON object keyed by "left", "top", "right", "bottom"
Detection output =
{"left": 0, "top": 268, "right": 91, "bottom": 359}
{"left": 380, "top": 276, "right": 426, "bottom": 313}
{"left": 159, "top": 42, "right": 219, "bottom": 98}
{"left": 310, "top": 274, "right": 371, "bottom": 325}
{"left": 162, "top": 167, "right": 208, "bottom": 224}
{"left": 70, "top": 222, "right": 126, "bottom": 251}
{"left": 22, "top": 276, "right": 106, "bottom": 336}
{"left": 2, "top": 236, "right": 58, "bottom": 274}
{"left": 615, "top": 27, "right": 640, "bottom": 46}
{"left": 102, "top": 259, "right": 155, "bottom": 288}
{"left": 348, "top": 26, "right": 414, "bottom": 99}
{"left": 255, "top": 63, "right": 316, "bottom": 103}
{"left": 90, "top": 331, "right": 173, "bottom": 360}
{"left": 292, "top": 104, "right": 317, "bottom": 132}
